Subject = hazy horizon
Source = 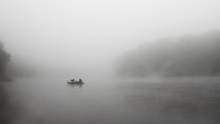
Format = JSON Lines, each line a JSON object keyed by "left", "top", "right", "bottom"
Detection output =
{"left": 1, "top": 1, "right": 220, "bottom": 124}
{"left": 1, "top": 0, "right": 220, "bottom": 75}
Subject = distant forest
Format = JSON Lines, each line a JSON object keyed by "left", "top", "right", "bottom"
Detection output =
{"left": 0, "top": 42, "right": 10, "bottom": 80}
{"left": 117, "top": 31, "right": 220, "bottom": 77}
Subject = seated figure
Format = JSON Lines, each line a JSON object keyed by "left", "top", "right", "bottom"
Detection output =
{"left": 79, "top": 78, "right": 83, "bottom": 83}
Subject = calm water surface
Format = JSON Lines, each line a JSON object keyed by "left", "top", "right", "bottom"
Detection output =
{"left": 5, "top": 76, "right": 220, "bottom": 124}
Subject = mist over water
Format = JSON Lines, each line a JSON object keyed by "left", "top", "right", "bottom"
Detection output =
{"left": 1, "top": 0, "right": 220, "bottom": 124}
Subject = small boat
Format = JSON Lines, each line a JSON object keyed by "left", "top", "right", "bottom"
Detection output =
{"left": 67, "top": 78, "right": 84, "bottom": 87}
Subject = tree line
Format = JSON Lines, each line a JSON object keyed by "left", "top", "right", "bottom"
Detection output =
{"left": 117, "top": 31, "right": 220, "bottom": 77}
{"left": 0, "top": 42, "right": 10, "bottom": 81}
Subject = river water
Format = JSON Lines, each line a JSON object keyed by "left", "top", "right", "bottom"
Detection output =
{"left": 3, "top": 76, "right": 220, "bottom": 124}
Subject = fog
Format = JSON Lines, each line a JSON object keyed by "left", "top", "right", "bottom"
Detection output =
{"left": 117, "top": 31, "right": 220, "bottom": 77}
{"left": 1, "top": 0, "right": 220, "bottom": 124}
{"left": 1, "top": 0, "right": 220, "bottom": 75}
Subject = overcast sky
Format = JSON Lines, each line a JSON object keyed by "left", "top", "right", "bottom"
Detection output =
{"left": 0, "top": 0, "right": 220, "bottom": 72}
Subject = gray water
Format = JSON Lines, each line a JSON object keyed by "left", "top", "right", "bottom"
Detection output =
{"left": 3, "top": 76, "right": 220, "bottom": 124}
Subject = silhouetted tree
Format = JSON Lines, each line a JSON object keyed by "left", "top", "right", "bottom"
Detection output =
{"left": 0, "top": 42, "right": 10, "bottom": 81}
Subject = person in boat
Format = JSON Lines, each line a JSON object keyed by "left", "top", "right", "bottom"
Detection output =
{"left": 71, "top": 78, "right": 75, "bottom": 82}
{"left": 78, "top": 78, "right": 83, "bottom": 83}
